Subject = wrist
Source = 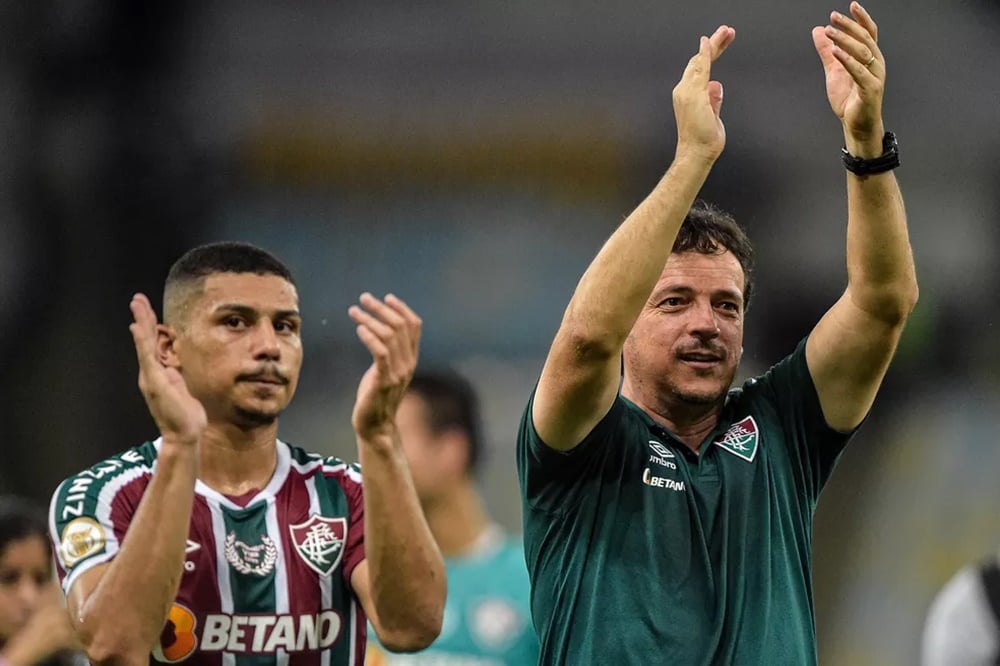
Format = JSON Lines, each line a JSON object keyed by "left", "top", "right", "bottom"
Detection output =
{"left": 156, "top": 439, "right": 200, "bottom": 472}
{"left": 673, "top": 144, "right": 720, "bottom": 169}
{"left": 160, "top": 433, "right": 200, "bottom": 450}
{"left": 843, "top": 124, "right": 886, "bottom": 159}
{"left": 356, "top": 427, "right": 402, "bottom": 458}
{"left": 841, "top": 130, "right": 899, "bottom": 176}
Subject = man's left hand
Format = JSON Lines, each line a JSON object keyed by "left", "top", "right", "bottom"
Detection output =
{"left": 349, "top": 293, "right": 422, "bottom": 442}
{"left": 812, "top": 1, "right": 886, "bottom": 156}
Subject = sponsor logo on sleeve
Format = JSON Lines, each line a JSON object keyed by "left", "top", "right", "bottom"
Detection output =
{"left": 59, "top": 517, "right": 106, "bottom": 567}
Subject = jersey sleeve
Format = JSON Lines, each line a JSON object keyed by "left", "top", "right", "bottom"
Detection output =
{"left": 748, "top": 336, "right": 856, "bottom": 501}
{"left": 516, "top": 383, "right": 630, "bottom": 514}
{"left": 331, "top": 461, "right": 365, "bottom": 585}
{"left": 47, "top": 449, "right": 151, "bottom": 595}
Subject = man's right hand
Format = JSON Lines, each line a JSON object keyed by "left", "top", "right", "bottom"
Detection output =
{"left": 129, "top": 293, "right": 207, "bottom": 445}
{"left": 672, "top": 25, "right": 736, "bottom": 163}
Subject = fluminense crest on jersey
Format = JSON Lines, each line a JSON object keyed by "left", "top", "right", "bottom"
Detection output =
{"left": 224, "top": 532, "right": 278, "bottom": 576}
{"left": 713, "top": 415, "right": 760, "bottom": 462}
{"left": 289, "top": 515, "right": 347, "bottom": 577}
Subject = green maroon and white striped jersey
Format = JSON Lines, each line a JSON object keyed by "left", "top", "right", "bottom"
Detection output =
{"left": 48, "top": 438, "right": 368, "bottom": 666}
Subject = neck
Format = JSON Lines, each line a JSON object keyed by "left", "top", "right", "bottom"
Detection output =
{"left": 197, "top": 421, "right": 280, "bottom": 495}
{"left": 423, "top": 479, "right": 491, "bottom": 557}
{"left": 621, "top": 384, "right": 722, "bottom": 453}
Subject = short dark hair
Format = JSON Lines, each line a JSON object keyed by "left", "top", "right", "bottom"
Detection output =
{"left": 0, "top": 495, "right": 51, "bottom": 558}
{"left": 407, "top": 370, "right": 484, "bottom": 477}
{"left": 163, "top": 241, "right": 296, "bottom": 325}
{"left": 673, "top": 200, "right": 755, "bottom": 310}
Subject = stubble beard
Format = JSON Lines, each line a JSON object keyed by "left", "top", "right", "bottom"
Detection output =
{"left": 665, "top": 381, "right": 727, "bottom": 407}
{"left": 660, "top": 365, "right": 734, "bottom": 408}
{"left": 232, "top": 405, "right": 281, "bottom": 428}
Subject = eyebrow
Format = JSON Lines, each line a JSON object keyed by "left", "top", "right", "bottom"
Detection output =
{"left": 654, "top": 285, "right": 744, "bottom": 304}
{"left": 213, "top": 303, "right": 301, "bottom": 319}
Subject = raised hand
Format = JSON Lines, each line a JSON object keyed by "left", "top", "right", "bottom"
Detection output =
{"left": 812, "top": 2, "right": 885, "bottom": 151}
{"left": 2, "top": 584, "right": 82, "bottom": 666}
{"left": 348, "top": 293, "right": 422, "bottom": 441}
{"left": 672, "top": 25, "right": 736, "bottom": 162}
{"left": 129, "top": 293, "right": 207, "bottom": 444}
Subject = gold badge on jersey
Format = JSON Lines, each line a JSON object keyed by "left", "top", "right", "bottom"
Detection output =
{"left": 60, "top": 517, "right": 106, "bottom": 567}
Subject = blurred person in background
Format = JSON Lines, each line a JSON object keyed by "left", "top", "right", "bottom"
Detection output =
{"left": 517, "top": 4, "right": 917, "bottom": 664}
{"left": 0, "top": 496, "right": 84, "bottom": 666}
{"left": 47, "top": 241, "right": 445, "bottom": 665}
{"left": 922, "top": 550, "right": 1000, "bottom": 665}
{"left": 366, "top": 369, "right": 539, "bottom": 665}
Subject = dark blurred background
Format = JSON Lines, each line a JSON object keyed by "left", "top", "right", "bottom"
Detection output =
{"left": 2, "top": 1, "right": 999, "bottom": 663}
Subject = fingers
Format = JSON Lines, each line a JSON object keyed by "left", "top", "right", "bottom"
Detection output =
{"left": 811, "top": 25, "right": 835, "bottom": 64}
{"left": 129, "top": 292, "right": 156, "bottom": 330}
{"left": 354, "top": 322, "right": 393, "bottom": 379}
{"left": 384, "top": 293, "right": 422, "bottom": 355}
{"left": 825, "top": 7, "right": 882, "bottom": 73}
{"left": 680, "top": 36, "right": 710, "bottom": 88}
{"left": 708, "top": 24, "right": 736, "bottom": 61}
{"left": 129, "top": 293, "right": 160, "bottom": 382}
{"left": 348, "top": 292, "right": 420, "bottom": 382}
{"left": 829, "top": 42, "right": 879, "bottom": 88}
{"left": 849, "top": 1, "right": 878, "bottom": 42}
{"left": 681, "top": 26, "right": 735, "bottom": 87}
{"left": 348, "top": 297, "right": 397, "bottom": 344}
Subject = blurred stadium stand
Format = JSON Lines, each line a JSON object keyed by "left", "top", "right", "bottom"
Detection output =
{"left": 3, "top": 1, "right": 1000, "bottom": 663}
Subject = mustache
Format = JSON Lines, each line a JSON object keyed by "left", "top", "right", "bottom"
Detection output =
{"left": 236, "top": 368, "right": 290, "bottom": 385}
{"left": 675, "top": 343, "right": 728, "bottom": 360}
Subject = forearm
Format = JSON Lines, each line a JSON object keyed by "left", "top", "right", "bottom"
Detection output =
{"left": 77, "top": 442, "right": 198, "bottom": 662}
{"left": 844, "top": 131, "right": 918, "bottom": 323}
{"left": 561, "top": 151, "right": 715, "bottom": 352}
{"left": 358, "top": 431, "right": 445, "bottom": 647}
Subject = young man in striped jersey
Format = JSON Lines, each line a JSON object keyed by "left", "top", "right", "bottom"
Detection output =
{"left": 47, "top": 241, "right": 446, "bottom": 665}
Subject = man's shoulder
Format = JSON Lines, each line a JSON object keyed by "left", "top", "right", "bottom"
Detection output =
{"left": 282, "top": 441, "right": 362, "bottom": 484}
{"left": 53, "top": 441, "right": 158, "bottom": 499}
{"left": 731, "top": 338, "right": 812, "bottom": 402}
{"left": 49, "top": 442, "right": 158, "bottom": 576}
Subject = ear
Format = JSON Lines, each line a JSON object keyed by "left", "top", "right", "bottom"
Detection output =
{"left": 158, "top": 324, "right": 180, "bottom": 369}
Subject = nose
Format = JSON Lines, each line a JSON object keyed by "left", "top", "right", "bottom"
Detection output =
{"left": 688, "top": 301, "right": 720, "bottom": 339}
{"left": 15, "top": 576, "right": 43, "bottom": 609}
{"left": 251, "top": 321, "right": 281, "bottom": 361}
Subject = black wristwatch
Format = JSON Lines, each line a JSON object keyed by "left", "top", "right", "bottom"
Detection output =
{"left": 841, "top": 131, "right": 899, "bottom": 176}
